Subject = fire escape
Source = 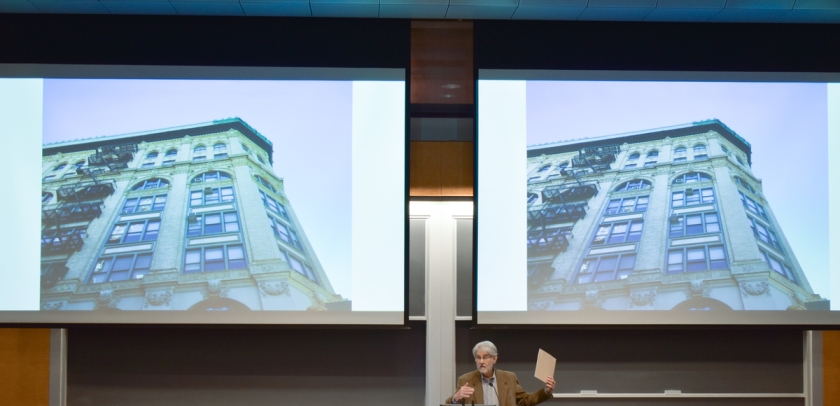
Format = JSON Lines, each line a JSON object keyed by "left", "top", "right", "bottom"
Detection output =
{"left": 527, "top": 144, "right": 619, "bottom": 287}
{"left": 41, "top": 143, "right": 137, "bottom": 288}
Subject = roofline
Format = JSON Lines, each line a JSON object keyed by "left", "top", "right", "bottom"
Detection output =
{"left": 42, "top": 118, "right": 275, "bottom": 165}
{"left": 527, "top": 119, "right": 752, "bottom": 165}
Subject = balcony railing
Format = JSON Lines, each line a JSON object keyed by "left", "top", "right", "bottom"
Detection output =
{"left": 528, "top": 202, "right": 588, "bottom": 226}
{"left": 57, "top": 180, "right": 116, "bottom": 202}
{"left": 41, "top": 228, "right": 85, "bottom": 255}
{"left": 88, "top": 143, "right": 138, "bottom": 167}
{"left": 527, "top": 228, "right": 571, "bottom": 255}
{"left": 42, "top": 201, "right": 104, "bottom": 226}
{"left": 41, "top": 263, "right": 69, "bottom": 290}
{"left": 541, "top": 182, "right": 599, "bottom": 203}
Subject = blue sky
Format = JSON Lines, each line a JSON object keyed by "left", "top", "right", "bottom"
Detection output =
{"left": 42, "top": 79, "right": 354, "bottom": 299}
{"left": 526, "top": 81, "right": 830, "bottom": 299}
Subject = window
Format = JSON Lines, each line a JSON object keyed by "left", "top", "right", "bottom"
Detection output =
{"left": 89, "top": 253, "right": 152, "bottom": 283}
{"left": 693, "top": 144, "right": 706, "bottom": 154}
{"left": 62, "top": 173, "right": 76, "bottom": 178}
{"left": 736, "top": 156, "right": 745, "bottom": 165}
{"left": 694, "top": 154, "right": 708, "bottom": 160}
{"left": 748, "top": 217, "right": 783, "bottom": 251}
{"left": 193, "top": 156, "right": 206, "bottom": 162}
{"left": 146, "top": 151, "right": 158, "bottom": 159}
{"left": 255, "top": 175, "right": 277, "bottom": 192}
{"left": 605, "top": 196, "right": 648, "bottom": 214}
{"left": 122, "top": 195, "right": 167, "bottom": 213}
{"left": 194, "top": 145, "right": 206, "bottom": 155}
{"left": 673, "top": 147, "right": 686, "bottom": 159}
{"left": 644, "top": 161, "right": 656, "bottom": 167}
{"left": 74, "top": 160, "right": 85, "bottom": 170}
{"left": 670, "top": 212, "right": 720, "bottom": 237}
{"left": 759, "top": 249, "right": 797, "bottom": 283}
{"left": 627, "top": 153, "right": 640, "bottom": 161}
{"left": 214, "top": 143, "right": 226, "bottom": 153}
{"left": 42, "top": 192, "right": 53, "bottom": 204}
{"left": 53, "top": 163, "right": 66, "bottom": 171}
{"left": 576, "top": 253, "right": 636, "bottom": 284}
{"left": 106, "top": 219, "right": 160, "bottom": 244}
{"left": 257, "top": 155, "right": 266, "bottom": 164}
{"left": 242, "top": 144, "right": 250, "bottom": 153}
{"left": 671, "top": 187, "right": 714, "bottom": 207}
{"left": 528, "top": 176, "right": 541, "bottom": 183}
{"left": 721, "top": 145, "right": 729, "bottom": 154}
{"left": 132, "top": 178, "right": 169, "bottom": 190}
{"left": 537, "top": 164, "right": 551, "bottom": 172}
{"left": 190, "top": 187, "right": 234, "bottom": 206}
{"left": 184, "top": 244, "right": 246, "bottom": 273}
{"left": 162, "top": 160, "right": 175, "bottom": 166}
{"left": 527, "top": 193, "right": 539, "bottom": 204}
{"left": 43, "top": 175, "right": 56, "bottom": 182}
{"left": 739, "top": 191, "right": 768, "bottom": 219}
{"left": 673, "top": 172, "right": 711, "bottom": 184}
{"left": 165, "top": 149, "right": 178, "bottom": 157}
{"left": 647, "top": 150, "right": 659, "bottom": 158}
{"left": 260, "top": 190, "right": 289, "bottom": 219}
{"left": 187, "top": 211, "right": 240, "bottom": 236}
{"left": 192, "top": 171, "right": 232, "bottom": 183}
{"left": 614, "top": 179, "right": 650, "bottom": 192}
{"left": 667, "top": 245, "right": 727, "bottom": 274}
{"left": 674, "top": 157, "right": 687, "bottom": 163}
{"left": 278, "top": 249, "right": 319, "bottom": 283}
{"left": 42, "top": 226, "right": 86, "bottom": 252}
{"left": 268, "top": 215, "right": 304, "bottom": 251}
{"left": 624, "top": 163, "right": 637, "bottom": 169}
{"left": 592, "top": 220, "right": 643, "bottom": 245}
{"left": 734, "top": 177, "right": 756, "bottom": 194}
{"left": 141, "top": 162, "right": 155, "bottom": 168}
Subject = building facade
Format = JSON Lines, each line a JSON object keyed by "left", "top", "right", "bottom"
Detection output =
{"left": 40, "top": 119, "right": 345, "bottom": 311}
{"left": 526, "top": 120, "right": 826, "bottom": 311}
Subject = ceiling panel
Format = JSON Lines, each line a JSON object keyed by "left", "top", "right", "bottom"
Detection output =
{"left": 380, "top": 4, "right": 447, "bottom": 18}
{"left": 512, "top": 5, "right": 586, "bottom": 20}
{"left": 0, "top": 0, "right": 40, "bottom": 12}
{"left": 169, "top": 1, "right": 245, "bottom": 14}
{"left": 643, "top": 8, "right": 721, "bottom": 22}
{"left": 28, "top": 0, "right": 110, "bottom": 13}
{"left": 578, "top": 6, "right": 655, "bottom": 20}
{"left": 309, "top": 2, "right": 378, "bottom": 17}
{"left": 101, "top": 1, "right": 178, "bottom": 14}
{"left": 240, "top": 1, "right": 311, "bottom": 16}
{"left": 445, "top": 5, "right": 516, "bottom": 18}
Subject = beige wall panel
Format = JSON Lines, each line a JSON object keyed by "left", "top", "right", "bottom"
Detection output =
{"left": 0, "top": 328, "right": 50, "bottom": 406}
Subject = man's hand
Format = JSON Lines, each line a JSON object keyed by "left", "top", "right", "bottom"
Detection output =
{"left": 544, "top": 376, "right": 555, "bottom": 395}
{"left": 453, "top": 383, "right": 474, "bottom": 402}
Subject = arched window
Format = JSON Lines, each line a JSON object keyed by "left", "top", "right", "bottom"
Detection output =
{"left": 734, "top": 176, "right": 756, "bottom": 194}
{"left": 146, "top": 151, "right": 158, "bottom": 159}
{"left": 214, "top": 143, "right": 226, "bottom": 153}
{"left": 614, "top": 179, "right": 651, "bottom": 192}
{"left": 74, "top": 160, "right": 85, "bottom": 170}
{"left": 736, "top": 156, "right": 745, "bottom": 165}
{"left": 53, "top": 163, "right": 67, "bottom": 171}
{"left": 627, "top": 153, "right": 640, "bottom": 161}
{"left": 42, "top": 192, "right": 53, "bottom": 204}
{"left": 646, "top": 150, "right": 659, "bottom": 158}
{"left": 255, "top": 175, "right": 276, "bottom": 193}
{"left": 537, "top": 164, "right": 551, "bottom": 173}
{"left": 693, "top": 144, "right": 706, "bottom": 154}
{"left": 257, "top": 155, "right": 266, "bottom": 164}
{"left": 165, "top": 148, "right": 178, "bottom": 157}
{"left": 673, "top": 147, "right": 686, "bottom": 156}
{"left": 242, "top": 144, "right": 250, "bottom": 153}
{"left": 721, "top": 145, "right": 729, "bottom": 154}
{"left": 673, "top": 172, "right": 711, "bottom": 184}
{"left": 132, "top": 178, "right": 170, "bottom": 190}
{"left": 194, "top": 145, "right": 206, "bottom": 154}
{"left": 192, "top": 171, "right": 232, "bottom": 183}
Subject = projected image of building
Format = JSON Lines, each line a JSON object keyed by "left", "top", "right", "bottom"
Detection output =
{"left": 526, "top": 119, "right": 827, "bottom": 311}
{"left": 40, "top": 119, "right": 345, "bottom": 311}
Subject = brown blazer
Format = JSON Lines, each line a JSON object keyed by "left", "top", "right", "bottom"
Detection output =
{"left": 445, "top": 369, "right": 551, "bottom": 406}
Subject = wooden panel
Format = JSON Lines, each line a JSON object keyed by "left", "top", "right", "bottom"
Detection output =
{"left": 411, "top": 21, "right": 474, "bottom": 105}
{"left": 410, "top": 141, "right": 442, "bottom": 196}
{"left": 0, "top": 328, "right": 50, "bottom": 406}
{"left": 825, "top": 330, "right": 840, "bottom": 406}
{"left": 440, "top": 142, "right": 474, "bottom": 196}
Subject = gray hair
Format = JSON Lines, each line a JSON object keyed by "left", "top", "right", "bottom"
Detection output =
{"left": 472, "top": 341, "right": 498, "bottom": 357}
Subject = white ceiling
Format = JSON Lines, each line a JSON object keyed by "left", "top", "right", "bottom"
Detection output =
{"left": 1, "top": 0, "right": 840, "bottom": 22}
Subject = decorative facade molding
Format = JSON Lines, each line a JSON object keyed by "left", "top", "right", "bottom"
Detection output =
{"left": 740, "top": 281, "right": 771, "bottom": 297}
{"left": 258, "top": 281, "right": 290, "bottom": 298}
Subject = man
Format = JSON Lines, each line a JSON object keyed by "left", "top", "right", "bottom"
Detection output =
{"left": 446, "top": 341, "right": 555, "bottom": 406}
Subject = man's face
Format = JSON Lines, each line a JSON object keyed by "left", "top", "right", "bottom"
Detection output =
{"left": 474, "top": 349, "right": 497, "bottom": 377}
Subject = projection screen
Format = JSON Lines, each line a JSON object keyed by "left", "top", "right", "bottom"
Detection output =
{"left": 0, "top": 64, "right": 406, "bottom": 325}
{"left": 476, "top": 70, "right": 840, "bottom": 326}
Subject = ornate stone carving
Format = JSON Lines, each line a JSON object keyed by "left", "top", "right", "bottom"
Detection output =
{"left": 95, "top": 290, "right": 119, "bottom": 310}
{"left": 259, "top": 281, "right": 290, "bottom": 298}
{"left": 206, "top": 279, "right": 230, "bottom": 298}
{"left": 42, "top": 301, "right": 65, "bottom": 311}
{"left": 582, "top": 290, "right": 604, "bottom": 309}
{"left": 740, "top": 281, "right": 771, "bottom": 297}
{"left": 144, "top": 291, "right": 172, "bottom": 308}
{"left": 629, "top": 291, "right": 656, "bottom": 307}
{"left": 689, "top": 280, "right": 710, "bottom": 298}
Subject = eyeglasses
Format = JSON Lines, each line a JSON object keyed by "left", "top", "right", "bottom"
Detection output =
{"left": 475, "top": 355, "right": 495, "bottom": 362}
